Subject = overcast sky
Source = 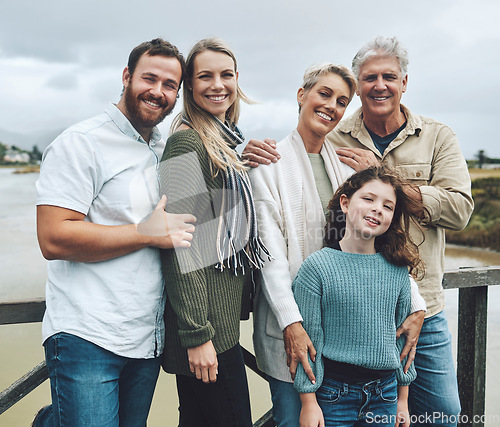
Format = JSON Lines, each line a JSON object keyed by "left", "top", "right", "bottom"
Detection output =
{"left": 1, "top": 0, "right": 499, "bottom": 159}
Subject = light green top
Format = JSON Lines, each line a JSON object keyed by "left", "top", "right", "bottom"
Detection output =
{"left": 307, "top": 153, "right": 333, "bottom": 215}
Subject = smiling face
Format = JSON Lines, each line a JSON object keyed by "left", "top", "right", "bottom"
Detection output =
{"left": 190, "top": 50, "right": 238, "bottom": 120}
{"left": 357, "top": 55, "right": 407, "bottom": 122}
{"left": 118, "top": 53, "right": 182, "bottom": 140}
{"left": 296, "top": 72, "right": 350, "bottom": 142}
{"left": 340, "top": 179, "right": 396, "bottom": 243}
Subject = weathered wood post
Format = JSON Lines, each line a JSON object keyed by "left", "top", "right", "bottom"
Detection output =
{"left": 443, "top": 266, "right": 500, "bottom": 427}
{"left": 457, "top": 286, "right": 487, "bottom": 427}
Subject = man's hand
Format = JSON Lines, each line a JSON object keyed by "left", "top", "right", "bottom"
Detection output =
{"left": 283, "top": 322, "right": 316, "bottom": 383}
{"left": 137, "top": 195, "right": 196, "bottom": 249}
{"left": 187, "top": 340, "right": 218, "bottom": 383}
{"left": 241, "top": 138, "right": 280, "bottom": 168}
{"left": 396, "top": 310, "right": 425, "bottom": 373}
{"left": 335, "top": 147, "right": 379, "bottom": 172}
{"left": 37, "top": 200, "right": 195, "bottom": 263}
{"left": 37, "top": 196, "right": 195, "bottom": 262}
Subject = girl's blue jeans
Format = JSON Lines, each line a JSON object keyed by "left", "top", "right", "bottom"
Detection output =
{"left": 34, "top": 332, "right": 160, "bottom": 427}
{"left": 317, "top": 372, "right": 398, "bottom": 426}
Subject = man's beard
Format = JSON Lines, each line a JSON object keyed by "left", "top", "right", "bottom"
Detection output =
{"left": 123, "top": 85, "right": 174, "bottom": 130}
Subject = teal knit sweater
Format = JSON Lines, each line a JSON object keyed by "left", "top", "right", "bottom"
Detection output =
{"left": 293, "top": 247, "right": 417, "bottom": 393}
{"left": 159, "top": 129, "right": 249, "bottom": 376}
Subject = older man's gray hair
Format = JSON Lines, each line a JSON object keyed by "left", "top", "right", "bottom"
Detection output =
{"left": 351, "top": 36, "right": 409, "bottom": 80}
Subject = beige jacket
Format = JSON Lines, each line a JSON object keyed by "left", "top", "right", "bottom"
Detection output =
{"left": 326, "top": 105, "right": 474, "bottom": 317}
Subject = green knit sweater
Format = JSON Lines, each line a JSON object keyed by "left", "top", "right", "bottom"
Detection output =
{"left": 159, "top": 129, "right": 248, "bottom": 376}
{"left": 293, "top": 247, "right": 417, "bottom": 393}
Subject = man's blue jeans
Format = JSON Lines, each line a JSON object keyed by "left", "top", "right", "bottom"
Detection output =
{"left": 34, "top": 332, "right": 160, "bottom": 427}
{"left": 317, "top": 373, "right": 398, "bottom": 426}
{"left": 409, "top": 311, "right": 461, "bottom": 426}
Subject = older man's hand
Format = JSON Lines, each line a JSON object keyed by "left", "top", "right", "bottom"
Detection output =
{"left": 335, "top": 147, "right": 379, "bottom": 171}
{"left": 242, "top": 138, "right": 280, "bottom": 168}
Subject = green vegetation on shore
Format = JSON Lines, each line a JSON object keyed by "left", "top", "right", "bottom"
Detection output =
{"left": 446, "top": 168, "right": 500, "bottom": 252}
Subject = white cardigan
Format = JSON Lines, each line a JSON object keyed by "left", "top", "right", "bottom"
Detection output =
{"left": 249, "top": 129, "right": 426, "bottom": 382}
{"left": 249, "top": 130, "right": 353, "bottom": 381}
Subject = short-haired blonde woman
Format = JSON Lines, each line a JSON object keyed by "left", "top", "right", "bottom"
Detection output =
{"left": 250, "top": 63, "right": 357, "bottom": 426}
{"left": 159, "top": 38, "right": 269, "bottom": 427}
{"left": 249, "top": 64, "right": 426, "bottom": 426}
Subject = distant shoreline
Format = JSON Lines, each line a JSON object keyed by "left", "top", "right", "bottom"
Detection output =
{"left": 13, "top": 165, "right": 40, "bottom": 174}
{"left": 446, "top": 242, "right": 500, "bottom": 255}
{"left": 0, "top": 164, "right": 40, "bottom": 173}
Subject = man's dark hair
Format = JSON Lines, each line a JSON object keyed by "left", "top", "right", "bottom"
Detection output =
{"left": 127, "top": 38, "right": 186, "bottom": 83}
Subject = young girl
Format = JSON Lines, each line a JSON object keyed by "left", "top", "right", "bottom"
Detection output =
{"left": 159, "top": 38, "right": 270, "bottom": 426}
{"left": 292, "top": 166, "right": 424, "bottom": 427}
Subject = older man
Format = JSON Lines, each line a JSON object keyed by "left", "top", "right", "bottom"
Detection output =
{"left": 34, "top": 39, "right": 196, "bottom": 426}
{"left": 327, "top": 36, "right": 473, "bottom": 426}
{"left": 244, "top": 36, "right": 473, "bottom": 426}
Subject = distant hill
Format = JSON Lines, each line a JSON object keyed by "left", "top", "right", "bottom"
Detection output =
{"left": 0, "top": 127, "right": 63, "bottom": 153}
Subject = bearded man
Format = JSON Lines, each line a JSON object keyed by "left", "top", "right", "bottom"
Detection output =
{"left": 33, "top": 39, "right": 196, "bottom": 426}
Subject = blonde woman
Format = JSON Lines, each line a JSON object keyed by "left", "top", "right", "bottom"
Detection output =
{"left": 159, "top": 38, "right": 270, "bottom": 427}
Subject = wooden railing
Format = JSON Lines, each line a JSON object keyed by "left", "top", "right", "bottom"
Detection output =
{"left": 1, "top": 266, "right": 499, "bottom": 427}
{"left": 0, "top": 298, "right": 276, "bottom": 426}
{"left": 442, "top": 266, "right": 500, "bottom": 427}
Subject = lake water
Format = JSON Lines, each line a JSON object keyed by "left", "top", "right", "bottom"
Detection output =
{"left": 1, "top": 167, "right": 499, "bottom": 426}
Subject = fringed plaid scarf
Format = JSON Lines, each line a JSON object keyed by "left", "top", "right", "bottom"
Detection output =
{"left": 181, "top": 115, "right": 272, "bottom": 275}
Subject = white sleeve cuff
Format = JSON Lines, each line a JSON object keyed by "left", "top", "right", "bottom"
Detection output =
{"left": 410, "top": 276, "right": 427, "bottom": 313}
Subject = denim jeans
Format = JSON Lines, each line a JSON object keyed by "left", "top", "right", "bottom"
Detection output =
{"left": 317, "top": 373, "right": 398, "bottom": 426}
{"left": 175, "top": 344, "right": 252, "bottom": 427}
{"left": 34, "top": 332, "right": 160, "bottom": 427}
{"left": 409, "top": 311, "right": 461, "bottom": 426}
{"left": 268, "top": 377, "right": 301, "bottom": 427}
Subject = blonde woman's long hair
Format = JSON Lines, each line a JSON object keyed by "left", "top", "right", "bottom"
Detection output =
{"left": 171, "top": 38, "right": 253, "bottom": 176}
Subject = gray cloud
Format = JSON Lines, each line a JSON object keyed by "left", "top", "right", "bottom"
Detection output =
{"left": 45, "top": 71, "right": 78, "bottom": 90}
{"left": 1, "top": 0, "right": 499, "bottom": 158}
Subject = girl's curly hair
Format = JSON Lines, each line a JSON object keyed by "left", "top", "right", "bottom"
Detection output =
{"left": 324, "top": 165, "right": 425, "bottom": 278}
